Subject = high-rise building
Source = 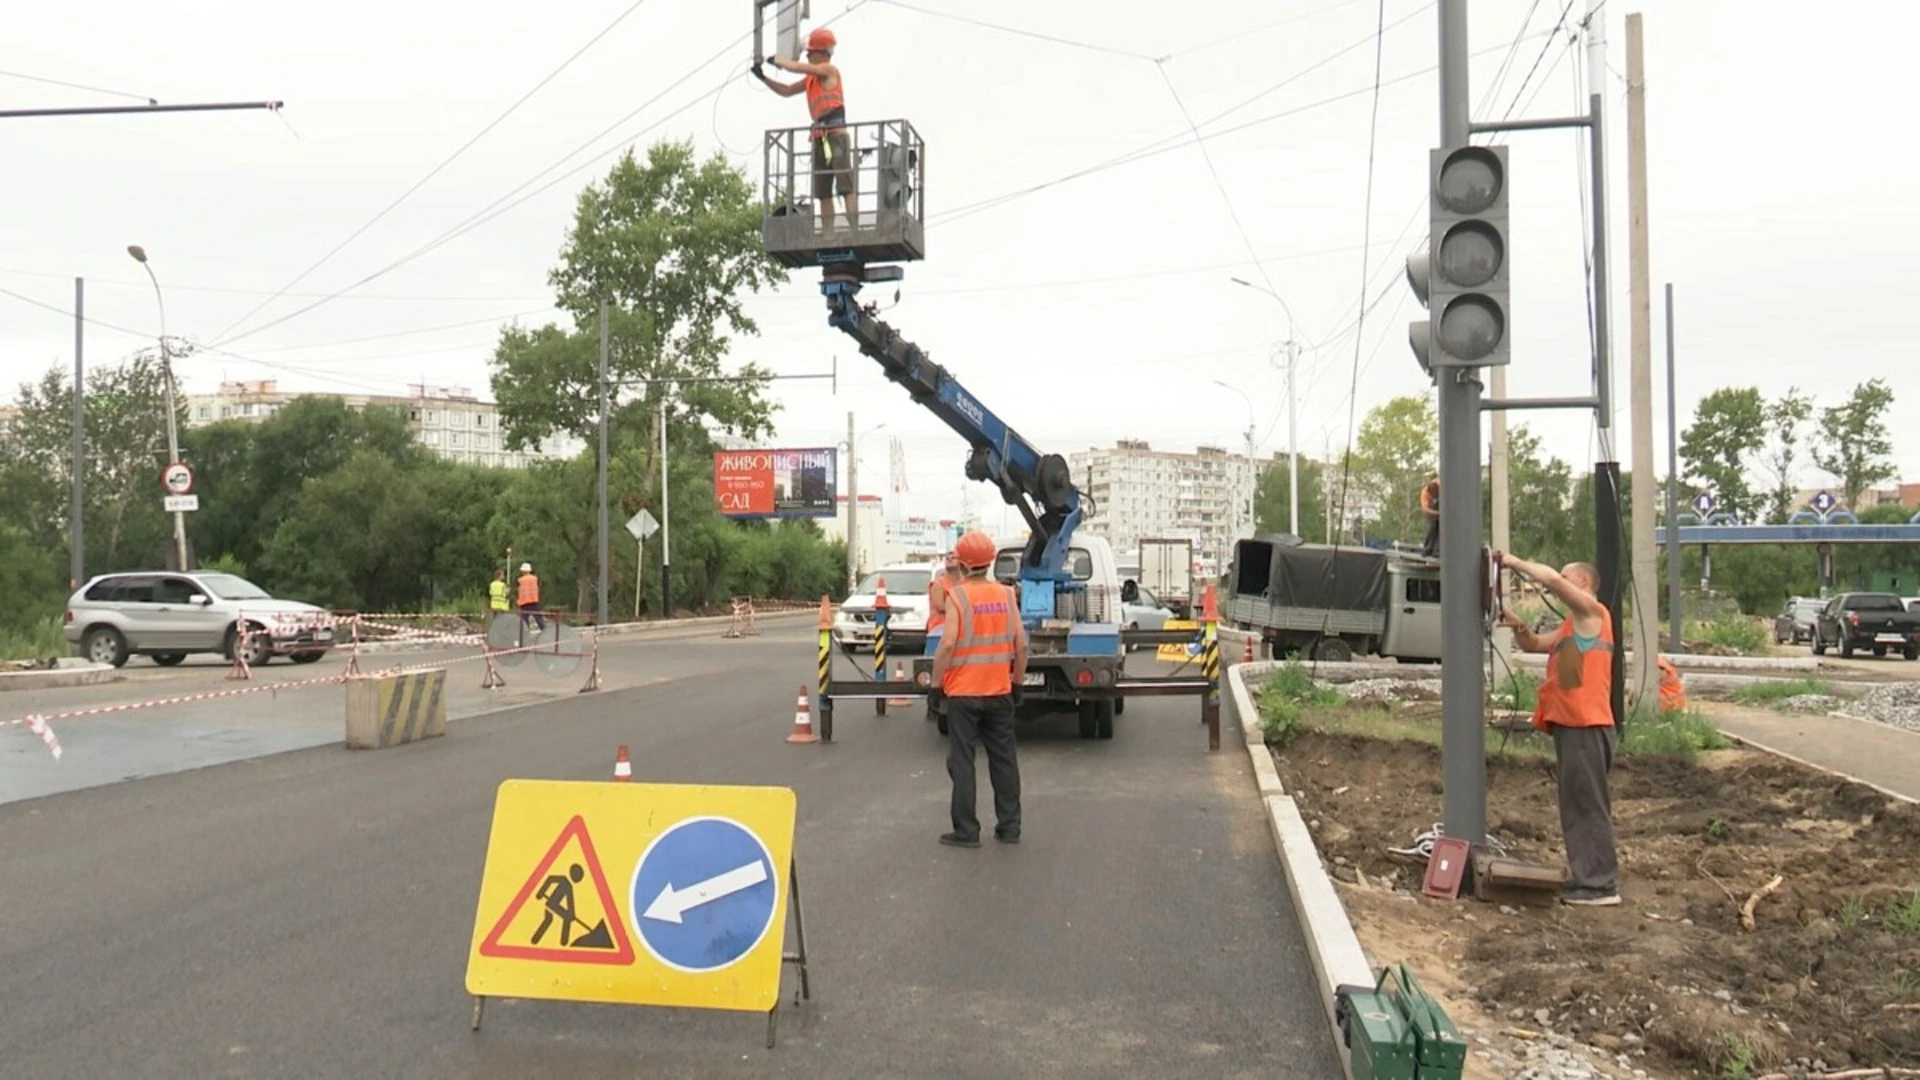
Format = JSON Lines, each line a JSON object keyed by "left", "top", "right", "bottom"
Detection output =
{"left": 181, "top": 381, "right": 579, "bottom": 468}
{"left": 1067, "top": 440, "right": 1257, "bottom": 576}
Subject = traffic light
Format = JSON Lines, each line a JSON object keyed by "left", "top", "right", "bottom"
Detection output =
{"left": 1425, "top": 144, "right": 1510, "bottom": 368}
{"left": 1405, "top": 243, "right": 1433, "bottom": 378}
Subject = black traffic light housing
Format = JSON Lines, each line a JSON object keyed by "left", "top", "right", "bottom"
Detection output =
{"left": 1423, "top": 144, "right": 1510, "bottom": 370}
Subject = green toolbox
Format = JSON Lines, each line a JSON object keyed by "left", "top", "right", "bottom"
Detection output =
{"left": 1334, "top": 962, "right": 1468, "bottom": 1080}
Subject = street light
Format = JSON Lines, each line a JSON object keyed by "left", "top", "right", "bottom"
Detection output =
{"left": 128, "top": 244, "right": 190, "bottom": 572}
{"left": 1228, "top": 277, "right": 1302, "bottom": 538}
{"left": 840, "top": 418, "right": 887, "bottom": 587}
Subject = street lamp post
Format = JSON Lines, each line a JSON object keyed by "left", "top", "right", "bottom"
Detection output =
{"left": 128, "top": 245, "right": 189, "bottom": 572}
{"left": 1229, "top": 277, "right": 1303, "bottom": 538}
{"left": 1212, "top": 380, "right": 1258, "bottom": 546}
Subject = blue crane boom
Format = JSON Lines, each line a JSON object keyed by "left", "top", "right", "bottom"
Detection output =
{"left": 819, "top": 272, "right": 1086, "bottom": 622}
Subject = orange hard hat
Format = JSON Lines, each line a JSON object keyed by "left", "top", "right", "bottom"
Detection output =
{"left": 954, "top": 530, "right": 996, "bottom": 571}
{"left": 807, "top": 27, "right": 836, "bottom": 52}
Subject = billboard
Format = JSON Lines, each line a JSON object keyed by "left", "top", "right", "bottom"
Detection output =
{"left": 713, "top": 447, "right": 838, "bottom": 519}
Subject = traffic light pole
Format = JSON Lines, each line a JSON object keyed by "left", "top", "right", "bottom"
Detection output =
{"left": 1434, "top": 0, "right": 1487, "bottom": 847}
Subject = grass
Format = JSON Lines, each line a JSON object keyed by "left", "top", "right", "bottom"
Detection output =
{"left": 1839, "top": 894, "right": 1867, "bottom": 929}
{"left": 1274, "top": 689, "right": 1732, "bottom": 762}
{"left": 1256, "top": 658, "right": 1345, "bottom": 745}
{"left": 1489, "top": 668, "right": 1539, "bottom": 712}
{"left": 1730, "top": 678, "right": 1832, "bottom": 708}
{"left": 1884, "top": 888, "right": 1920, "bottom": 936}
{"left": 1618, "top": 705, "right": 1732, "bottom": 760}
{"left": 1692, "top": 612, "right": 1769, "bottom": 655}
{"left": 0, "top": 615, "right": 68, "bottom": 662}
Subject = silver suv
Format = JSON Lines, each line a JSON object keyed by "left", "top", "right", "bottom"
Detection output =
{"left": 64, "top": 571, "right": 335, "bottom": 668}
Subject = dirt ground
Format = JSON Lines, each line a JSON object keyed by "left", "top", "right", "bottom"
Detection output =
{"left": 1270, "top": 714, "right": 1920, "bottom": 1079}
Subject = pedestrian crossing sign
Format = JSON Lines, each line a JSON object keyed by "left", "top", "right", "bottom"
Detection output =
{"left": 464, "top": 779, "right": 801, "bottom": 1013}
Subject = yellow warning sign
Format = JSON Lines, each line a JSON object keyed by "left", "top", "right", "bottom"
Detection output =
{"left": 1156, "top": 619, "right": 1200, "bottom": 662}
{"left": 465, "top": 780, "right": 798, "bottom": 1013}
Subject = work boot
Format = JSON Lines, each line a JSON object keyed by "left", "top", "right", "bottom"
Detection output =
{"left": 938, "top": 832, "right": 980, "bottom": 848}
{"left": 1560, "top": 886, "right": 1621, "bottom": 907}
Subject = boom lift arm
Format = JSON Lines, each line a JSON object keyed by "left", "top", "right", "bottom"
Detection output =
{"left": 818, "top": 272, "right": 1087, "bottom": 618}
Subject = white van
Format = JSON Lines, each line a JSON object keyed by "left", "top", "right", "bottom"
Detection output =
{"left": 833, "top": 563, "right": 935, "bottom": 650}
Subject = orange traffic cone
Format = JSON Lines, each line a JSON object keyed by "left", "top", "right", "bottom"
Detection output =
{"left": 787, "top": 685, "right": 820, "bottom": 744}
{"left": 613, "top": 744, "right": 632, "bottom": 782}
{"left": 1243, "top": 635, "right": 1255, "bottom": 664}
{"left": 888, "top": 660, "right": 912, "bottom": 707}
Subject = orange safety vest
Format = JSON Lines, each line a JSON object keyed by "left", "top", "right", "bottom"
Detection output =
{"left": 1420, "top": 481, "right": 1439, "bottom": 514}
{"left": 1531, "top": 606, "right": 1615, "bottom": 732}
{"left": 942, "top": 577, "right": 1017, "bottom": 697}
{"left": 804, "top": 71, "right": 845, "bottom": 135}
{"left": 927, "top": 575, "right": 953, "bottom": 632}
{"left": 517, "top": 573, "right": 540, "bottom": 607}
{"left": 1657, "top": 656, "right": 1687, "bottom": 713}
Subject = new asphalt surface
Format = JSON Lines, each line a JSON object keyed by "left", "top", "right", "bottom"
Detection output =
{"left": 0, "top": 625, "right": 1337, "bottom": 1079}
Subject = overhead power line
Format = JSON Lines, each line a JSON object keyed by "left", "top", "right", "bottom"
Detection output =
{"left": 0, "top": 68, "right": 155, "bottom": 104}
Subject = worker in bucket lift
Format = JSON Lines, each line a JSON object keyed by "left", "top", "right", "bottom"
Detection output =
{"left": 755, "top": 27, "right": 857, "bottom": 234}
{"left": 1495, "top": 551, "right": 1621, "bottom": 907}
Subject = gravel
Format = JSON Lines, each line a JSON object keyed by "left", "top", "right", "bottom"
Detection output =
{"left": 1836, "top": 681, "right": 1920, "bottom": 731}
{"left": 1338, "top": 677, "right": 1443, "bottom": 704}
{"left": 1779, "top": 693, "right": 1847, "bottom": 713}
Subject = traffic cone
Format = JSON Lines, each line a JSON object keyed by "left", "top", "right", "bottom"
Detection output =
{"left": 613, "top": 745, "right": 632, "bottom": 782}
{"left": 888, "top": 660, "right": 912, "bottom": 706}
{"left": 787, "top": 685, "right": 820, "bottom": 744}
{"left": 1243, "top": 635, "right": 1255, "bottom": 664}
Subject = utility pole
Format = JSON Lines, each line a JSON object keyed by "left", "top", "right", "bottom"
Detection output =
{"left": 658, "top": 396, "right": 671, "bottom": 618}
{"left": 596, "top": 300, "right": 610, "bottom": 627}
{"left": 1283, "top": 341, "right": 1301, "bottom": 537}
{"left": 1664, "top": 283, "right": 1681, "bottom": 654}
{"left": 1434, "top": 0, "right": 1488, "bottom": 845}
{"left": 846, "top": 410, "right": 859, "bottom": 589}
{"left": 70, "top": 277, "right": 85, "bottom": 589}
{"left": 1625, "top": 12, "right": 1658, "bottom": 701}
{"left": 128, "top": 245, "right": 189, "bottom": 572}
{"left": 1585, "top": 0, "right": 1627, "bottom": 731}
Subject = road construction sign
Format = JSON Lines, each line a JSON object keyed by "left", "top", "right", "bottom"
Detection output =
{"left": 465, "top": 780, "right": 798, "bottom": 1013}
{"left": 1156, "top": 619, "right": 1200, "bottom": 662}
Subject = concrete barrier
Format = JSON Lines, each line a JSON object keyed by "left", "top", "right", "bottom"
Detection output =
{"left": 345, "top": 670, "right": 447, "bottom": 749}
{"left": 0, "top": 658, "right": 120, "bottom": 693}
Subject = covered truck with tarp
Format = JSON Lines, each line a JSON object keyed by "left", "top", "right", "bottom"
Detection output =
{"left": 1223, "top": 537, "right": 1442, "bottom": 663}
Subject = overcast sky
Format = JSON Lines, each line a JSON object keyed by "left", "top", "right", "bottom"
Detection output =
{"left": 5, "top": 0, "right": 1914, "bottom": 523}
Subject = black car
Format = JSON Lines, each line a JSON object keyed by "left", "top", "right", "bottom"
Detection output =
{"left": 1773, "top": 597, "right": 1824, "bottom": 645}
{"left": 1813, "top": 592, "right": 1920, "bottom": 660}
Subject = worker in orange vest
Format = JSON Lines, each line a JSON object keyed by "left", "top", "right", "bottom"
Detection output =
{"left": 516, "top": 562, "right": 545, "bottom": 634}
{"left": 931, "top": 531, "right": 1029, "bottom": 848}
{"left": 925, "top": 550, "right": 963, "bottom": 634}
{"left": 1419, "top": 474, "right": 1441, "bottom": 557}
{"left": 756, "top": 27, "right": 856, "bottom": 234}
{"left": 1497, "top": 550, "right": 1620, "bottom": 907}
{"left": 1656, "top": 656, "right": 1687, "bottom": 713}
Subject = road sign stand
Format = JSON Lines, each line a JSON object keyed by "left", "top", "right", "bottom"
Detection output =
{"left": 765, "top": 857, "right": 814, "bottom": 1048}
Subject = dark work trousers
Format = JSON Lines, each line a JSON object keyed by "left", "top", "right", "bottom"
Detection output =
{"left": 1552, "top": 724, "right": 1620, "bottom": 891}
{"left": 1422, "top": 514, "right": 1440, "bottom": 557}
{"left": 946, "top": 693, "right": 1021, "bottom": 841}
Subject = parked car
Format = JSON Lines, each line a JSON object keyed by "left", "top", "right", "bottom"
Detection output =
{"left": 832, "top": 565, "right": 934, "bottom": 651}
{"left": 1773, "top": 596, "right": 1825, "bottom": 645}
{"left": 1812, "top": 592, "right": 1920, "bottom": 660}
{"left": 64, "top": 571, "right": 335, "bottom": 668}
{"left": 1120, "top": 580, "right": 1176, "bottom": 650}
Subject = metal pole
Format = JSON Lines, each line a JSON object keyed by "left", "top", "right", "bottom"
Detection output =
{"left": 132, "top": 252, "right": 189, "bottom": 572}
{"left": 71, "top": 277, "right": 85, "bottom": 589}
{"left": 1585, "top": 0, "right": 1625, "bottom": 729}
{"left": 1665, "top": 283, "right": 1681, "bottom": 652}
{"left": 846, "top": 411, "right": 858, "bottom": 589}
{"left": 0, "top": 100, "right": 283, "bottom": 120}
{"left": 1436, "top": 0, "right": 1486, "bottom": 846}
{"left": 1624, "top": 12, "right": 1658, "bottom": 703}
{"left": 659, "top": 396, "right": 671, "bottom": 617}
{"left": 1287, "top": 342, "right": 1300, "bottom": 537}
{"left": 596, "top": 300, "right": 610, "bottom": 627}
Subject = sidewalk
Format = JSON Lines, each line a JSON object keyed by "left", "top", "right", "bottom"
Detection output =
{"left": 1698, "top": 700, "right": 1920, "bottom": 803}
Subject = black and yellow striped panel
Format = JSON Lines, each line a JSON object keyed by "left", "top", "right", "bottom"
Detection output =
{"left": 376, "top": 670, "right": 447, "bottom": 748}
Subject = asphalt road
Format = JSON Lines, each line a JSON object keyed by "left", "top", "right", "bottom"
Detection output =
{"left": 0, "top": 624, "right": 1337, "bottom": 1079}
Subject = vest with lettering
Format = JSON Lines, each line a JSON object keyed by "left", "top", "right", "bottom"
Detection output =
{"left": 942, "top": 577, "right": 1017, "bottom": 697}
{"left": 804, "top": 72, "right": 845, "bottom": 135}
{"left": 517, "top": 573, "right": 540, "bottom": 607}
{"left": 1531, "top": 606, "right": 1615, "bottom": 731}
{"left": 488, "top": 579, "right": 510, "bottom": 612}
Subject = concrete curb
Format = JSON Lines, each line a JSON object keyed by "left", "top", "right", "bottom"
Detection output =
{"left": 349, "top": 609, "right": 815, "bottom": 655}
{"left": 1227, "top": 658, "right": 1370, "bottom": 1080}
{"left": 0, "top": 660, "right": 121, "bottom": 693}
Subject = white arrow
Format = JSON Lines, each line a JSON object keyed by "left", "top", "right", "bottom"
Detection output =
{"left": 642, "top": 859, "right": 770, "bottom": 924}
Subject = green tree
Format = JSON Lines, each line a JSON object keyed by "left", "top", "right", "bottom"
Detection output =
{"left": 1349, "top": 395, "right": 1437, "bottom": 543}
{"left": 1812, "top": 378, "right": 1896, "bottom": 511}
{"left": 1491, "top": 426, "right": 1575, "bottom": 565}
{"left": 1253, "top": 455, "right": 1327, "bottom": 541}
{"left": 1759, "top": 388, "right": 1814, "bottom": 524}
{"left": 256, "top": 450, "right": 440, "bottom": 611}
{"left": 1679, "top": 387, "right": 1765, "bottom": 521}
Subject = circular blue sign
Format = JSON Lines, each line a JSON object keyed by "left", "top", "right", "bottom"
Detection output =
{"left": 629, "top": 816, "right": 777, "bottom": 973}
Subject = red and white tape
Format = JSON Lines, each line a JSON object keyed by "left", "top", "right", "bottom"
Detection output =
{"left": 6, "top": 714, "right": 64, "bottom": 759}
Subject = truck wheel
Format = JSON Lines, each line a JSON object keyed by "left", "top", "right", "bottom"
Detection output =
{"left": 1874, "top": 645, "right": 1888, "bottom": 658}
{"left": 1312, "top": 638, "right": 1353, "bottom": 663}
{"left": 1077, "top": 702, "right": 1097, "bottom": 739}
{"left": 1114, "top": 695, "right": 1125, "bottom": 716}
{"left": 1906, "top": 644, "right": 1919, "bottom": 661}
{"left": 1813, "top": 638, "right": 1827, "bottom": 656}
{"left": 83, "top": 627, "right": 129, "bottom": 668}
{"left": 1840, "top": 639, "right": 1854, "bottom": 659}
{"left": 1094, "top": 699, "right": 1115, "bottom": 740}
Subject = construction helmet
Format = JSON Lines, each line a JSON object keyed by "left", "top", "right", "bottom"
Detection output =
{"left": 519, "top": 562, "right": 532, "bottom": 572}
{"left": 954, "top": 530, "right": 996, "bottom": 571}
{"left": 806, "top": 27, "right": 836, "bottom": 53}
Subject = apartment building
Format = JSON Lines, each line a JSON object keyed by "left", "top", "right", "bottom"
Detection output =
{"left": 183, "top": 381, "right": 578, "bottom": 468}
{"left": 1067, "top": 440, "right": 1257, "bottom": 575}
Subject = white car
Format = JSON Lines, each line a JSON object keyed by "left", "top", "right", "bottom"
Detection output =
{"left": 833, "top": 565, "right": 934, "bottom": 650}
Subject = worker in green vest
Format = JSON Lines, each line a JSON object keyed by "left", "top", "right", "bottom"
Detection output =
{"left": 488, "top": 569, "right": 511, "bottom": 617}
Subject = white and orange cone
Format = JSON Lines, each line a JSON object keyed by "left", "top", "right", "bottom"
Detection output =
{"left": 888, "top": 660, "right": 913, "bottom": 707}
{"left": 787, "top": 685, "right": 820, "bottom": 744}
{"left": 613, "top": 744, "right": 632, "bottom": 782}
{"left": 1243, "top": 635, "right": 1255, "bottom": 664}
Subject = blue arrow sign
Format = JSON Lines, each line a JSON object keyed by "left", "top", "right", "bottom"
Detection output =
{"left": 630, "top": 817, "right": 778, "bottom": 973}
{"left": 1811, "top": 490, "right": 1836, "bottom": 514}
{"left": 1691, "top": 491, "right": 1716, "bottom": 517}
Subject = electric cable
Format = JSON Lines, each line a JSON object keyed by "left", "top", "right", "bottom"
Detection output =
{"left": 871, "top": 0, "right": 1158, "bottom": 61}
{"left": 239, "top": 307, "right": 554, "bottom": 356}
{"left": 0, "top": 68, "right": 155, "bottom": 104}
{"left": 211, "top": 0, "right": 660, "bottom": 346}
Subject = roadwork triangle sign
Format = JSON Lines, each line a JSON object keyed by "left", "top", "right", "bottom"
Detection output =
{"left": 477, "top": 814, "right": 635, "bottom": 966}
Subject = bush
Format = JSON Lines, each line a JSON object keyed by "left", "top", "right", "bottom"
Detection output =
{"left": 1620, "top": 707, "right": 1731, "bottom": 760}
{"left": 1490, "top": 668, "right": 1539, "bottom": 711}
{"left": 1693, "top": 612, "right": 1767, "bottom": 655}
{"left": 1258, "top": 657, "right": 1344, "bottom": 745}
{"left": 0, "top": 614, "right": 68, "bottom": 662}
